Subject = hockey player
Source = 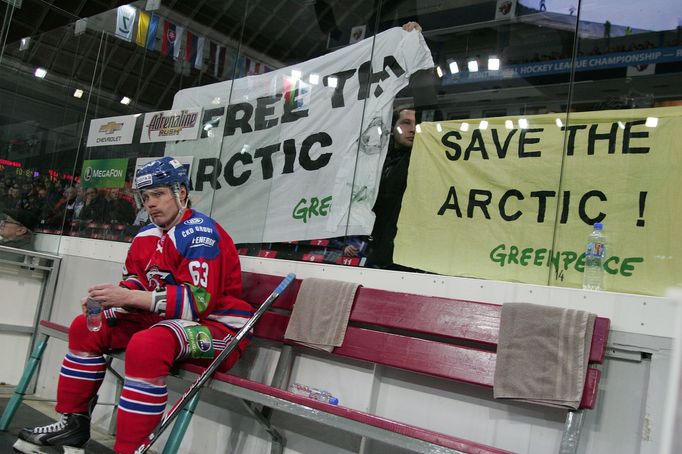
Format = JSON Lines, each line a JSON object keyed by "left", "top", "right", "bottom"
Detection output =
{"left": 14, "top": 156, "right": 254, "bottom": 454}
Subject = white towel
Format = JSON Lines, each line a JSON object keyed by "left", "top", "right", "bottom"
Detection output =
{"left": 284, "top": 278, "right": 359, "bottom": 352}
{"left": 493, "top": 303, "right": 596, "bottom": 409}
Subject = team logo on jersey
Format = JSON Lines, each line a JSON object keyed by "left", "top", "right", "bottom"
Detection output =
{"left": 184, "top": 218, "right": 203, "bottom": 225}
{"left": 146, "top": 267, "right": 171, "bottom": 290}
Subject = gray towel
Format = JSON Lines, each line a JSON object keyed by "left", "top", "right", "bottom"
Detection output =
{"left": 284, "top": 278, "right": 360, "bottom": 352}
{"left": 493, "top": 303, "right": 596, "bottom": 409}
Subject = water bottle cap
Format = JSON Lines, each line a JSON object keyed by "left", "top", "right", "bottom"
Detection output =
{"left": 329, "top": 397, "right": 339, "bottom": 405}
{"left": 593, "top": 223, "right": 603, "bottom": 230}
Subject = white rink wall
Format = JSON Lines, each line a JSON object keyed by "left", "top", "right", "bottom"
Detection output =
{"left": 3, "top": 235, "right": 678, "bottom": 454}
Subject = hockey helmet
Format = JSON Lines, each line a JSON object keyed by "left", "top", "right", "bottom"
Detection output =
{"left": 135, "top": 156, "right": 189, "bottom": 191}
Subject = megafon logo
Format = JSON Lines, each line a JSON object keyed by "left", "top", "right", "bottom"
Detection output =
{"left": 84, "top": 166, "right": 93, "bottom": 181}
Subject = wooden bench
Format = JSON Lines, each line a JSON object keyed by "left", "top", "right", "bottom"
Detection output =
{"left": 1, "top": 271, "right": 610, "bottom": 454}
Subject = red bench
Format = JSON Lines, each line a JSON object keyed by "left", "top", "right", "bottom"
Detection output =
{"left": 22, "top": 272, "right": 610, "bottom": 454}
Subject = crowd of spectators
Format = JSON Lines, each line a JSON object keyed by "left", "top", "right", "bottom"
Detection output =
{"left": 0, "top": 172, "right": 144, "bottom": 246}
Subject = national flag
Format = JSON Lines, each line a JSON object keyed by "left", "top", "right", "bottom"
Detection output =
{"left": 194, "top": 36, "right": 205, "bottom": 70}
{"left": 214, "top": 45, "right": 226, "bottom": 79}
{"left": 185, "top": 31, "right": 197, "bottom": 64}
{"left": 161, "top": 20, "right": 177, "bottom": 57}
{"left": 115, "top": 5, "right": 136, "bottom": 42}
{"left": 208, "top": 41, "right": 217, "bottom": 75}
{"left": 235, "top": 55, "right": 245, "bottom": 78}
{"left": 135, "top": 11, "right": 150, "bottom": 47}
{"left": 173, "top": 26, "right": 184, "bottom": 60}
{"left": 145, "top": 14, "right": 159, "bottom": 50}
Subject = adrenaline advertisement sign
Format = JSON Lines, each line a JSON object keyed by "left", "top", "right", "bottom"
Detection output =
{"left": 140, "top": 107, "right": 203, "bottom": 143}
{"left": 86, "top": 114, "right": 137, "bottom": 147}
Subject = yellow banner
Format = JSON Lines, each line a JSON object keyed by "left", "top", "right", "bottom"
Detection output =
{"left": 395, "top": 106, "right": 682, "bottom": 295}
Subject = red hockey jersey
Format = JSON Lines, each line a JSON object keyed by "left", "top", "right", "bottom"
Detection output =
{"left": 120, "top": 209, "right": 253, "bottom": 331}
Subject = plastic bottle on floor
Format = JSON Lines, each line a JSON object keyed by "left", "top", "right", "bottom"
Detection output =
{"left": 288, "top": 382, "right": 339, "bottom": 405}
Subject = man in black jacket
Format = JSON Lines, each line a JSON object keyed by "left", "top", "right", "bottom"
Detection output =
{"left": 366, "top": 107, "right": 419, "bottom": 270}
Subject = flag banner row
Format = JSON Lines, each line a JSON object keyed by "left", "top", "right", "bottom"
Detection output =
{"left": 117, "top": 6, "right": 271, "bottom": 78}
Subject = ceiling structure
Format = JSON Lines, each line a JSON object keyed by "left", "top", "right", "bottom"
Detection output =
{"left": 0, "top": 1, "right": 680, "bottom": 136}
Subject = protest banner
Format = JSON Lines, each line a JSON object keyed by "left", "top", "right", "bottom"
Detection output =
{"left": 395, "top": 107, "right": 682, "bottom": 295}
{"left": 166, "top": 27, "right": 434, "bottom": 243}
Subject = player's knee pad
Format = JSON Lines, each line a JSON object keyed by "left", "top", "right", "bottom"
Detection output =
{"left": 124, "top": 327, "right": 179, "bottom": 379}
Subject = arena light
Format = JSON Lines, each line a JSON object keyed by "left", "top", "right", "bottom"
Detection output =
{"left": 505, "top": 120, "right": 514, "bottom": 130}
{"left": 34, "top": 67, "right": 47, "bottom": 78}
{"left": 73, "top": 89, "right": 84, "bottom": 98}
{"left": 467, "top": 60, "right": 478, "bottom": 72}
{"left": 448, "top": 61, "right": 459, "bottom": 74}
{"left": 415, "top": 124, "right": 422, "bottom": 134}
{"left": 555, "top": 118, "right": 563, "bottom": 128}
{"left": 290, "top": 69, "right": 302, "bottom": 81}
{"left": 488, "top": 57, "right": 500, "bottom": 71}
{"left": 327, "top": 77, "right": 338, "bottom": 87}
{"left": 309, "top": 73, "right": 320, "bottom": 85}
{"left": 518, "top": 118, "right": 529, "bottom": 129}
{"left": 435, "top": 66, "right": 444, "bottom": 78}
{"left": 460, "top": 122, "right": 470, "bottom": 132}
{"left": 645, "top": 117, "right": 658, "bottom": 128}
{"left": 436, "top": 123, "right": 443, "bottom": 132}
{"left": 120, "top": 96, "right": 131, "bottom": 105}
{"left": 479, "top": 120, "right": 489, "bottom": 130}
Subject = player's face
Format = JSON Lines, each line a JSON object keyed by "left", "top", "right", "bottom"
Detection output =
{"left": 141, "top": 186, "right": 186, "bottom": 228}
{"left": 393, "top": 109, "right": 416, "bottom": 148}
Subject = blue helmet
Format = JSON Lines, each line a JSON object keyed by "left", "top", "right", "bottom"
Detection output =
{"left": 135, "top": 156, "right": 189, "bottom": 191}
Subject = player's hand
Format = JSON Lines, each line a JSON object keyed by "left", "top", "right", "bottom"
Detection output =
{"left": 88, "top": 283, "right": 129, "bottom": 308}
{"left": 402, "top": 21, "right": 422, "bottom": 32}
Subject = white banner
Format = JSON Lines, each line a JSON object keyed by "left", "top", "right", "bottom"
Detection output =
{"left": 115, "top": 5, "right": 136, "bottom": 42}
{"left": 86, "top": 114, "right": 137, "bottom": 147}
{"left": 140, "top": 107, "right": 203, "bottom": 143}
{"left": 167, "top": 27, "right": 434, "bottom": 243}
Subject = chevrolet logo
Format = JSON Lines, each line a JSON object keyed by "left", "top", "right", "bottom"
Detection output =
{"left": 99, "top": 121, "right": 124, "bottom": 135}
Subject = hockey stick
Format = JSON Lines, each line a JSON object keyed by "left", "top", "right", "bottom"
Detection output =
{"left": 134, "top": 273, "right": 296, "bottom": 454}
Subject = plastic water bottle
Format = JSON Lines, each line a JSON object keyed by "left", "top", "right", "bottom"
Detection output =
{"left": 86, "top": 298, "right": 103, "bottom": 332}
{"left": 583, "top": 223, "right": 606, "bottom": 290}
{"left": 288, "top": 382, "right": 339, "bottom": 405}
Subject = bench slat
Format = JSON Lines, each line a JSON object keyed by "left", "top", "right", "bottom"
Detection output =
{"left": 352, "top": 288, "right": 501, "bottom": 345}
{"left": 180, "top": 363, "right": 515, "bottom": 454}
{"left": 243, "top": 273, "right": 610, "bottom": 367}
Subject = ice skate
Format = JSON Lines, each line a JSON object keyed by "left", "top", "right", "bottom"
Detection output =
{"left": 12, "top": 412, "right": 89, "bottom": 454}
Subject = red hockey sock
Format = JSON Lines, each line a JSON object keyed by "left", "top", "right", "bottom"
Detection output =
{"left": 55, "top": 352, "right": 106, "bottom": 414}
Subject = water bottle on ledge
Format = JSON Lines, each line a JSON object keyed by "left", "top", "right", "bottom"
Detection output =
{"left": 583, "top": 223, "right": 606, "bottom": 291}
{"left": 86, "top": 297, "right": 103, "bottom": 332}
{"left": 288, "top": 382, "right": 339, "bottom": 405}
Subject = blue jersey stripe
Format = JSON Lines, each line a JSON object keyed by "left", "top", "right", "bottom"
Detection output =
{"left": 173, "top": 286, "right": 182, "bottom": 319}
{"left": 212, "top": 309, "right": 254, "bottom": 316}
